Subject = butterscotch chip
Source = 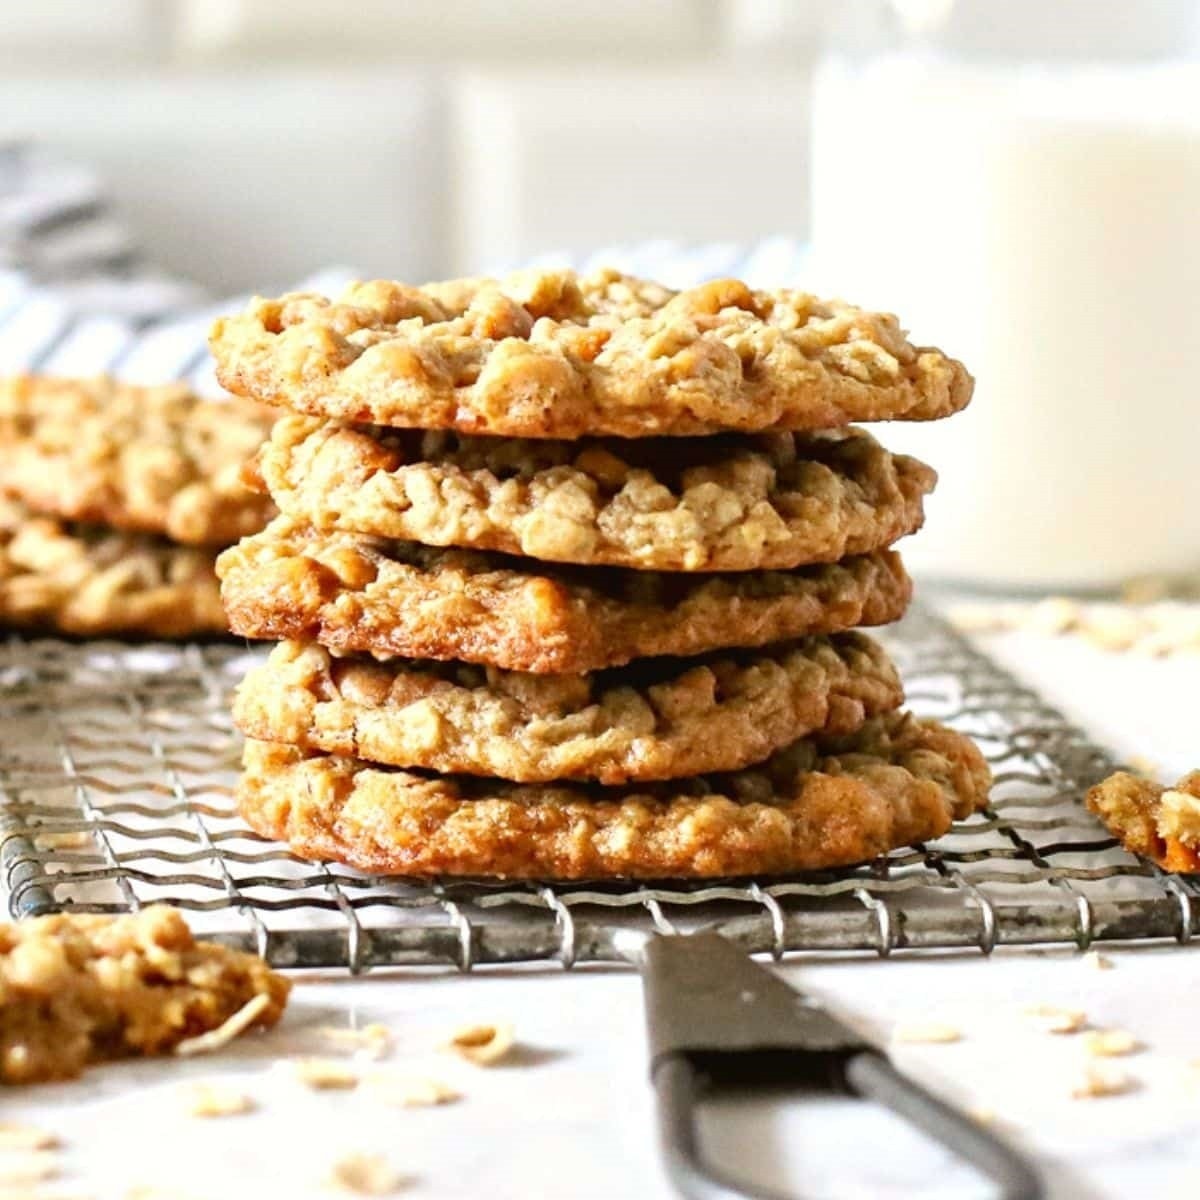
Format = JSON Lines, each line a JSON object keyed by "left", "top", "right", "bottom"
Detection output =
{"left": 0, "top": 907, "right": 290, "bottom": 1084}
{"left": 235, "top": 713, "right": 991, "bottom": 880}
{"left": 217, "top": 518, "right": 912, "bottom": 674}
{"left": 184, "top": 1082, "right": 256, "bottom": 1117}
{"left": 0, "top": 376, "right": 274, "bottom": 546}
{"left": 1086, "top": 770, "right": 1200, "bottom": 873}
{"left": 210, "top": 268, "right": 972, "bottom": 440}
{"left": 326, "top": 1153, "right": 405, "bottom": 1196}
{"left": 445, "top": 1023, "right": 514, "bottom": 1066}
{"left": 255, "top": 417, "right": 934, "bottom": 572}
{"left": 0, "top": 498, "right": 226, "bottom": 639}
{"left": 232, "top": 633, "right": 903, "bottom": 784}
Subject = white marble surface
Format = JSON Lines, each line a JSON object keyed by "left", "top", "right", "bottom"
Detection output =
{"left": 6, "top": 625, "right": 1198, "bottom": 1200}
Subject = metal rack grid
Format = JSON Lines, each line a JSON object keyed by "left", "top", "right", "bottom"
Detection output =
{"left": 1, "top": 604, "right": 1195, "bottom": 971}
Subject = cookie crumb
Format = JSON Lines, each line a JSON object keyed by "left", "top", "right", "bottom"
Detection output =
{"left": 892, "top": 1022, "right": 962, "bottom": 1045}
{"left": 175, "top": 992, "right": 271, "bottom": 1058}
{"left": 1125, "top": 757, "right": 1159, "bottom": 779}
{"left": 1081, "top": 608, "right": 1145, "bottom": 653}
{"left": 1024, "top": 1004, "right": 1087, "bottom": 1034}
{"left": 185, "top": 1082, "right": 255, "bottom": 1118}
{"left": 0, "top": 1124, "right": 59, "bottom": 1151}
{"left": 968, "top": 1106, "right": 996, "bottom": 1127}
{"left": 319, "top": 1024, "right": 393, "bottom": 1060}
{"left": 326, "top": 1153, "right": 405, "bottom": 1195}
{"left": 291, "top": 1058, "right": 359, "bottom": 1090}
{"left": 0, "top": 1150, "right": 60, "bottom": 1184}
{"left": 367, "top": 1073, "right": 460, "bottom": 1108}
{"left": 445, "top": 1022, "right": 515, "bottom": 1066}
{"left": 1082, "top": 951, "right": 1113, "bottom": 970}
{"left": 1071, "top": 1063, "right": 1134, "bottom": 1099}
{"left": 1083, "top": 1029, "right": 1140, "bottom": 1058}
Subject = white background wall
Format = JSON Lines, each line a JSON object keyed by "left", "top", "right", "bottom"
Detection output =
{"left": 0, "top": 1, "right": 827, "bottom": 289}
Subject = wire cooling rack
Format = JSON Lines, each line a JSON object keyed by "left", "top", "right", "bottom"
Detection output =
{"left": 0, "top": 604, "right": 1195, "bottom": 972}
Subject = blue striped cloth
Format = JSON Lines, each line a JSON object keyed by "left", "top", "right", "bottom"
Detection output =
{"left": 0, "top": 146, "right": 810, "bottom": 391}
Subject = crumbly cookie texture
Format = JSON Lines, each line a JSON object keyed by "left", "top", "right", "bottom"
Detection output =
{"left": 232, "top": 633, "right": 903, "bottom": 784}
{"left": 0, "top": 907, "right": 289, "bottom": 1084}
{"left": 0, "top": 498, "right": 227, "bottom": 638}
{"left": 217, "top": 517, "right": 912, "bottom": 674}
{"left": 254, "top": 417, "right": 935, "bottom": 572}
{"left": 210, "top": 268, "right": 973, "bottom": 439}
{"left": 236, "top": 713, "right": 991, "bottom": 880}
{"left": 1086, "top": 770, "right": 1200, "bottom": 873}
{"left": 0, "top": 375, "right": 275, "bottom": 546}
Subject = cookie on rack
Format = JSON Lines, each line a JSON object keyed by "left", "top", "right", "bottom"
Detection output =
{"left": 217, "top": 516, "right": 913, "bottom": 673}
{"left": 253, "top": 417, "right": 935, "bottom": 572}
{"left": 1086, "top": 769, "right": 1200, "bottom": 873}
{"left": 211, "top": 268, "right": 973, "bottom": 439}
{"left": 0, "top": 375, "right": 275, "bottom": 547}
{"left": 0, "top": 498, "right": 226, "bottom": 638}
{"left": 232, "top": 633, "right": 903, "bottom": 784}
{"left": 236, "top": 712, "right": 991, "bottom": 880}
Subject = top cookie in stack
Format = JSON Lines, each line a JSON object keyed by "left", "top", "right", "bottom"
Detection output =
{"left": 211, "top": 269, "right": 990, "bottom": 881}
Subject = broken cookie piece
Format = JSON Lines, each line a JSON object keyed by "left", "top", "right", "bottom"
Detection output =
{"left": 1086, "top": 770, "right": 1200, "bottom": 873}
{"left": 0, "top": 907, "right": 289, "bottom": 1084}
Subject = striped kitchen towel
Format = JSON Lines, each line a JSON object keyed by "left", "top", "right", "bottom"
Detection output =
{"left": 0, "top": 144, "right": 810, "bottom": 391}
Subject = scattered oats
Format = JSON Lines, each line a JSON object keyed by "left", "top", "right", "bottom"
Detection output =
{"left": 367, "top": 1073, "right": 460, "bottom": 1108}
{"left": 445, "top": 1022, "right": 515, "bottom": 1066}
{"left": 968, "top": 1106, "right": 996, "bottom": 1127}
{"left": 326, "top": 1153, "right": 405, "bottom": 1196}
{"left": 1071, "top": 1063, "right": 1134, "bottom": 1099}
{"left": 1082, "top": 950, "right": 1114, "bottom": 970}
{"left": 319, "top": 1024, "right": 394, "bottom": 1060}
{"left": 185, "top": 1081, "right": 255, "bottom": 1118}
{"left": 892, "top": 1022, "right": 962, "bottom": 1045}
{"left": 1081, "top": 608, "right": 1145, "bottom": 653}
{"left": 1083, "top": 1029, "right": 1140, "bottom": 1058}
{"left": 175, "top": 992, "right": 271, "bottom": 1057}
{"left": 0, "top": 1152, "right": 59, "bottom": 1185}
{"left": 946, "top": 604, "right": 1013, "bottom": 635}
{"left": 0, "top": 1125, "right": 58, "bottom": 1151}
{"left": 291, "top": 1058, "right": 359, "bottom": 1090}
{"left": 33, "top": 830, "right": 92, "bottom": 850}
{"left": 1024, "top": 1004, "right": 1087, "bottom": 1034}
{"left": 1025, "top": 596, "right": 1081, "bottom": 636}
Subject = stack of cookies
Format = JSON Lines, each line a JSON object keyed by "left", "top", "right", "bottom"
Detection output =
{"left": 0, "top": 376, "right": 273, "bottom": 639}
{"left": 211, "top": 270, "right": 991, "bottom": 880}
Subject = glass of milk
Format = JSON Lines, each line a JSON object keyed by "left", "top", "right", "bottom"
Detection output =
{"left": 810, "top": 0, "right": 1200, "bottom": 591}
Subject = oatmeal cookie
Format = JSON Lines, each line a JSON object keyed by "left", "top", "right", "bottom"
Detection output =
{"left": 232, "top": 633, "right": 903, "bottom": 784}
{"left": 236, "top": 713, "right": 991, "bottom": 879}
{"left": 217, "top": 517, "right": 912, "bottom": 673}
{"left": 0, "top": 375, "right": 274, "bottom": 546}
{"left": 254, "top": 417, "right": 935, "bottom": 571}
{"left": 0, "top": 498, "right": 226, "bottom": 638}
{"left": 0, "top": 906, "right": 289, "bottom": 1084}
{"left": 210, "top": 269, "right": 973, "bottom": 439}
{"left": 1086, "top": 770, "right": 1200, "bottom": 873}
